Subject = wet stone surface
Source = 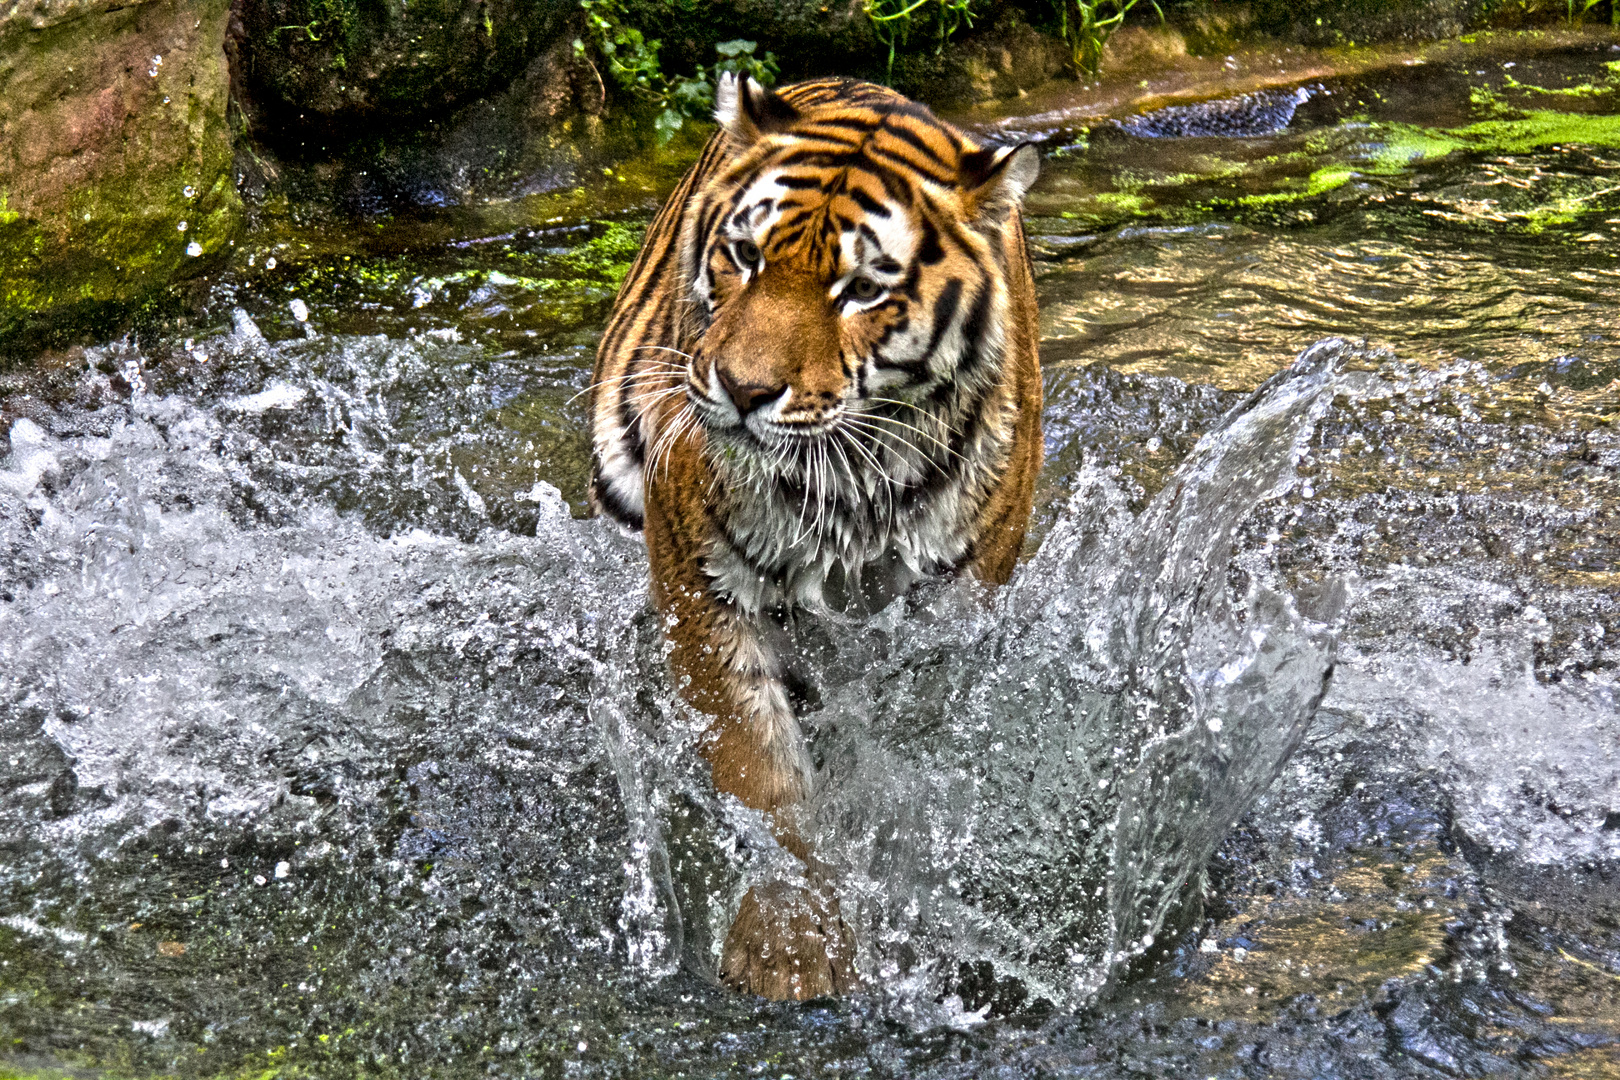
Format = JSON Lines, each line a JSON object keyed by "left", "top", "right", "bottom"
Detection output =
{"left": 2, "top": 36, "right": 1619, "bottom": 1080}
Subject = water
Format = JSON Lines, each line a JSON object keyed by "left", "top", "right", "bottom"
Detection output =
{"left": 2, "top": 38, "right": 1618, "bottom": 1078}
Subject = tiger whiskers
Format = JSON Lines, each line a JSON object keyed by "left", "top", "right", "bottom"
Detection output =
{"left": 833, "top": 425, "right": 895, "bottom": 515}
{"left": 866, "top": 396, "right": 965, "bottom": 439}
{"left": 571, "top": 360, "right": 688, "bottom": 405}
{"left": 647, "top": 400, "right": 700, "bottom": 482}
{"left": 845, "top": 410, "right": 964, "bottom": 465}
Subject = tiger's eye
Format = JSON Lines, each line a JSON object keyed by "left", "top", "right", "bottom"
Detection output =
{"left": 735, "top": 239, "right": 762, "bottom": 267}
{"left": 849, "top": 276, "right": 882, "bottom": 301}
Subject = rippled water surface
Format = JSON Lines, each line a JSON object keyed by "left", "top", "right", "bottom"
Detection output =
{"left": 2, "top": 37, "right": 1618, "bottom": 1080}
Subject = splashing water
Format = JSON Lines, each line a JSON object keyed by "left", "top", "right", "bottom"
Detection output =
{"left": 539, "top": 341, "right": 1354, "bottom": 1014}
{"left": 7, "top": 42, "right": 1620, "bottom": 1059}
{"left": 1, "top": 310, "right": 1350, "bottom": 1011}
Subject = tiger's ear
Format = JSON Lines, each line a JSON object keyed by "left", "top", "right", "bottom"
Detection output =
{"left": 958, "top": 142, "right": 1040, "bottom": 223}
{"left": 715, "top": 73, "right": 800, "bottom": 147}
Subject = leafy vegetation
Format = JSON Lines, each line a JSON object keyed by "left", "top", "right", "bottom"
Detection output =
{"left": 863, "top": 0, "right": 983, "bottom": 79}
{"left": 1565, "top": 0, "right": 1619, "bottom": 24}
{"left": 1050, "top": 0, "right": 1162, "bottom": 78}
{"left": 575, "top": 0, "right": 778, "bottom": 140}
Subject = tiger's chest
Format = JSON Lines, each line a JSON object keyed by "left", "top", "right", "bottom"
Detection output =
{"left": 701, "top": 443, "right": 998, "bottom": 619}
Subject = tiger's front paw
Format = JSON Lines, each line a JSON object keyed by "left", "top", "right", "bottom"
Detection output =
{"left": 719, "top": 881, "right": 857, "bottom": 1000}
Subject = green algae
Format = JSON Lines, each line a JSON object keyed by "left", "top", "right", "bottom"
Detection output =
{"left": 1235, "top": 163, "right": 1358, "bottom": 205}
{"left": 1453, "top": 108, "right": 1620, "bottom": 152}
{"left": 1498, "top": 58, "right": 1620, "bottom": 96}
{"left": 1077, "top": 190, "right": 1154, "bottom": 221}
{"left": 1357, "top": 122, "right": 1473, "bottom": 172}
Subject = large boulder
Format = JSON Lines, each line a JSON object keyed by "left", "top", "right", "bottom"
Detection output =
{"left": 0, "top": 0, "right": 242, "bottom": 350}
{"left": 231, "top": 0, "right": 578, "bottom": 149}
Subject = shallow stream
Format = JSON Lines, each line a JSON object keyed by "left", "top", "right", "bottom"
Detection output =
{"left": 2, "top": 34, "right": 1618, "bottom": 1079}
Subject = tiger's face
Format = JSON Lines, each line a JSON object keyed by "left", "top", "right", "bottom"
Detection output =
{"left": 679, "top": 77, "right": 1038, "bottom": 459}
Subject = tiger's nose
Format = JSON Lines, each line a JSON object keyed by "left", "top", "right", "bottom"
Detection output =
{"left": 716, "top": 368, "right": 784, "bottom": 417}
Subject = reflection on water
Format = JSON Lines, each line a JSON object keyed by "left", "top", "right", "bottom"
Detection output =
{"left": 1, "top": 36, "right": 1618, "bottom": 1080}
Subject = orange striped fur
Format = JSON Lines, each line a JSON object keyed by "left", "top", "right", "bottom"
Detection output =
{"left": 589, "top": 75, "right": 1043, "bottom": 999}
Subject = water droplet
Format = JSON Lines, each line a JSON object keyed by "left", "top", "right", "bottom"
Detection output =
{"left": 183, "top": 185, "right": 196, "bottom": 199}
{"left": 186, "top": 241, "right": 202, "bottom": 257}
{"left": 177, "top": 221, "right": 188, "bottom": 232}
{"left": 274, "top": 861, "right": 291, "bottom": 879}
{"left": 266, "top": 256, "right": 277, "bottom": 270}
{"left": 289, "top": 298, "right": 309, "bottom": 323}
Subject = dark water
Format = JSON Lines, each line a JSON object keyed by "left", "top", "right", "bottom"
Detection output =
{"left": 1, "top": 39, "right": 1617, "bottom": 1079}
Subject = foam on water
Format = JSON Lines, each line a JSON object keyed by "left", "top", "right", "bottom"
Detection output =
{"left": 0, "top": 327, "right": 1614, "bottom": 1062}
{"left": 0, "top": 332, "right": 1350, "bottom": 1008}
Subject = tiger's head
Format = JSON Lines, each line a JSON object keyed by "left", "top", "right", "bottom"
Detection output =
{"left": 678, "top": 75, "right": 1039, "bottom": 469}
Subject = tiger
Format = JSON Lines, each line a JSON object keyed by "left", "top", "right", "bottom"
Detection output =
{"left": 588, "top": 73, "right": 1043, "bottom": 1000}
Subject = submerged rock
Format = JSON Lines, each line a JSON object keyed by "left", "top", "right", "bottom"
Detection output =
{"left": 0, "top": 0, "right": 242, "bottom": 351}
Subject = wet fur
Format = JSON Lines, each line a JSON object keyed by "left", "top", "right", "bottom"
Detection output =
{"left": 589, "top": 75, "right": 1042, "bottom": 1000}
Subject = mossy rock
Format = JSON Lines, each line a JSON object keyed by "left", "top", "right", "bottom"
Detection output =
{"left": 0, "top": 0, "right": 243, "bottom": 355}
{"left": 232, "top": 0, "right": 578, "bottom": 149}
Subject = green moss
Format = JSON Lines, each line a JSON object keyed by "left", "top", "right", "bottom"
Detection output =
{"left": 1453, "top": 109, "right": 1620, "bottom": 151}
{"left": 1500, "top": 70, "right": 1617, "bottom": 97}
{"left": 1356, "top": 107, "right": 1620, "bottom": 177}
{"left": 1359, "top": 122, "right": 1472, "bottom": 172}
{"left": 1236, "top": 163, "right": 1358, "bottom": 205}
{"left": 1091, "top": 191, "right": 1151, "bottom": 214}
{"left": 551, "top": 219, "right": 644, "bottom": 285}
{"left": 0, "top": 0, "right": 242, "bottom": 355}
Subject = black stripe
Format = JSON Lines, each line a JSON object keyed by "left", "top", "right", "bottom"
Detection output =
{"left": 694, "top": 199, "right": 726, "bottom": 259}
{"left": 849, "top": 187, "right": 889, "bottom": 217}
{"left": 619, "top": 395, "right": 646, "bottom": 467}
{"left": 804, "top": 115, "right": 880, "bottom": 135}
{"left": 868, "top": 164, "right": 913, "bottom": 206}
{"left": 775, "top": 148, "right": 857, "bottom": 169}
{"left": 776, "top": 174, "right": 825, "bottom": 190}
{"left": 871, "top": 350, "right": 929, "bottom": 375}
{"left": 916, "top": 218, "right": 945, "bottom": 265}
{"left": 771, "top": 225, "right": 807, "bottom": 252}
{"left": 953, "top": 285, "right": 993, "bottom": 380}
{"left": 879, "top": 118, "right": 952, "bottom": 168}
{"left": 922, "top": 278, "right": 963, "bottom": 363}
{"left": 866, "top": 144, "right": 954, "bottom": 186}
{"left": 774, "top": 206, "right": 817, "bottom": 232}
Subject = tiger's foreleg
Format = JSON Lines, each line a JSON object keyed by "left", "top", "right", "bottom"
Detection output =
{"left": 643, "top": 456, "right": 856, "bottom": 1000}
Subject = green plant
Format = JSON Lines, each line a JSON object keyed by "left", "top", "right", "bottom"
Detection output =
{"left": 1050, "top": 0, "right": 1163, "bottom": 79}
{"left": 660, "top": 39, "right": 781, "bottom": 140}
{"left": 1566, "top": 0, "right": 1619, "bottom": 23}
{"left": 575, "top": 3, "right": 778, "bottom": 142}
{"left": 576, "top": 0, "right": 666, "bottom": 99}
{"left": 864, "top": 0, "right": 982, "bottom": 81}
